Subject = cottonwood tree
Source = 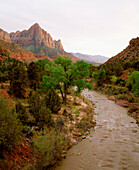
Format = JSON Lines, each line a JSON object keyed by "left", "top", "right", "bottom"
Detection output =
{"left": 40, "top": 56, "right": 93, "bottom": 104}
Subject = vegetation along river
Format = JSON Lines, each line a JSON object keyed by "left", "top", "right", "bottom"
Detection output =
{"left": 55, "top": 89, "right": 139, "bottom": 170}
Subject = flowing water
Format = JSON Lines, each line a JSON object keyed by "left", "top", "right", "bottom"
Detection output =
{"left": 55, "top": 89, "right": 139, "bottom": 170}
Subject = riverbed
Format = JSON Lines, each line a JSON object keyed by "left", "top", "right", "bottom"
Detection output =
{"left": 55, "top": 89, "right": 139, "bottom": 170}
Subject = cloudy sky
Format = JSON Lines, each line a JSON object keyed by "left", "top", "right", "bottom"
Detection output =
{"left": 0, "top": 0, "right": 139, "bottom": 57}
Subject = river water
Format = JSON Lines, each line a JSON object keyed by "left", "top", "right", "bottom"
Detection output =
{"left": 55, "top": 89, "right": 139, "bottom": 170}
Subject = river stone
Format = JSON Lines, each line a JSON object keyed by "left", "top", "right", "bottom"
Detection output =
{"left": 116, "top": 100, "right": 129, "bottom": 107}
{"left": 129, "top": 103, "right": 139, "bottom": 112}
{"left": 108, "top": 96, "right": 116, "bottom": 101}
{"left": 81, "top": 135, "right": 86, "bottom": 139}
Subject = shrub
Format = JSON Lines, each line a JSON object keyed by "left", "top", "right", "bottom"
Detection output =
{"left": 0, "top": 84, "right": 4, "bottom": 89}
{"left": 0, "top": 97, "right": 22, "bottom": 155}
{"left": 111, "top": 76, "right": 117, "bottom": 84}
{"left": 44, "top": 88, "right": 61, "bottom": 113}
{"left": 75, "top": 115, "right": 94, "bottom": 132}
{"left": 16, "top": 101, "right": 28, "bottom": 124}
{"left": 92, "top": 69, "right": 106, "bottom": 86}
{"left": 115, "top": 94, "right": 127, "bottom": 100}
{"left": 32, "top": 128, "right": 67, "bottom": 169}
{"left": 126, "top": 71, "right": 139, "bottom": 97}
{"left": 28, "top": 92, "right": 42, "bottom": 118}
{"left": 37, "top": 106, "right": 53, "bottom": 128}
{"left": 28, "top": 92, "right": 53, "bottom": 128}
{"left": 54, "top": 117, "right": 64, "bottom": 132}
{"left": 63, "top": 108, "right": 68, "bottom": 117}
{"left": 116, "top": 78, "right": 126, "bottom": 86}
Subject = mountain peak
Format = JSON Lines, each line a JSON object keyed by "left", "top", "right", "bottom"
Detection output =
{"left": 31, "top": 23, "right": 41, "bottom": 28}
{"left": 8, "top": 24, "right": 64, "bottom": 50}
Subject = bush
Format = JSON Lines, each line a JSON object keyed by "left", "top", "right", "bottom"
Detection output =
{"left": 99, "top": 84, "right": 129, "bottom": 95}
{"left": 37, "top": 106, "right": 53, "bottom": 128}
{"left": 111, "top": 76, "right": 117, "bottom": 84}
{"left": 116, "top": 78, "right": 126, "bottom": 86}
{"left": 32, "top": 128, "right": 67, "bottom": 169}
{"left": 92, "top": 69, "right": 106, "bottom": 86}
{"left": 16, "top": 101, "right": 28, "bottom": 124}
{"left": 44, "top": 88, "right": 61, "bottom": 113}
{"left": 126, "top": 71, "right": 139, "bottom": 97}
{"left": 28, "top": 92, "right": 53, "bottom": 128}
{"left": 75, "top": 115, "right": 94, "bottom": 132}
{"left": 0, "top": 97, "right": 22, "bottom": 155}
{"left": 28, "top": 92, "right": 42, "bottom": 118}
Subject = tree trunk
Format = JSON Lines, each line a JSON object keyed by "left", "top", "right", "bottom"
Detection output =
{"left": 63, "top": 84, "right": 68, "bottom": 105}
{"left": 59, "top": 87, "right": 64, "bottom": 102}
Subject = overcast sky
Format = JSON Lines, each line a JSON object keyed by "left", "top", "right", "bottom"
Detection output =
{"left": 0, "top": 0, "right": 139, "bottom": 57}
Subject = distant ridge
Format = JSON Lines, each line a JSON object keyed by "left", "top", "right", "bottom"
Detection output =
{"left": 72, "top": 52, "right": 109, "bottom": 65}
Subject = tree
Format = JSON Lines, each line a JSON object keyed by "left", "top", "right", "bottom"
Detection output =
{"left": 27, "top": 62, "right": 40, "bottom": 90}
{"left": 92, "top": 69, "right": 106, "bottom": 86}
{"left": 40, "top": 56, "right": 93, "bottom": 104}
{"left": 9, "top": 63, "right": 29, "bottom": 98}
{"left": 126, "top": 71, "right": 139, "bottom": 97}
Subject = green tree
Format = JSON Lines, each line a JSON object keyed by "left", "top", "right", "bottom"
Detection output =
{"left": 92, "top": 69, "right": 106, "bottom": 86}
{"left": 40, "top": 56, "right": 93, "bottom": 104}
{"left": 9, "top": 63, "right": 28, "bottom": 98}
{"left": 126, "top": 71, "right": 139, "bottom": 97}
{"left": 27, "top": 62, "right": 40, "bottom": 90}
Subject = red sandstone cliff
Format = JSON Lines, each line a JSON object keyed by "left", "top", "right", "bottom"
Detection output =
{"left": 0, "top": 23, "right": 78, "bottom": 62}
{"left": 0, "top": 29, "right": 11, "bottom": 43}
{"left": 10, "top": 23, "right": 64, "bottom": 51}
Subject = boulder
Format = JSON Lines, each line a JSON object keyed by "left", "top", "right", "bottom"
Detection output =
{"left": 129, "top": 103, "right": 139, "bottom": 112}
{"left": 81, "top": 135, "right": 86, "bottom": 139}
{"left": 116, "top": 100, "right": 129, "bottom": 107}
{"left": 108, "top": 96, "right": 116, "bottom": 101}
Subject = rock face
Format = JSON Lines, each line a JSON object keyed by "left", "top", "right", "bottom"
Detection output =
{"left": 106, "top": 37, "right": 139, "bottom": 63}
{"left": 0, "top": 29, "right": 11, "bottom": 43}
{"left": 54, "top": 39, "right": 63, "bottom": 51}
{"left": 10, "top": 23, "right": 64, "bottom": 51}
{"left": 0, "top": 23, "right": 79, "bottom": 62}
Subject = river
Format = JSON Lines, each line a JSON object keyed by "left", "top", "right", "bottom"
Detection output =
{"left": 54, "top": 89, "right": 139, "bottom": 170}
